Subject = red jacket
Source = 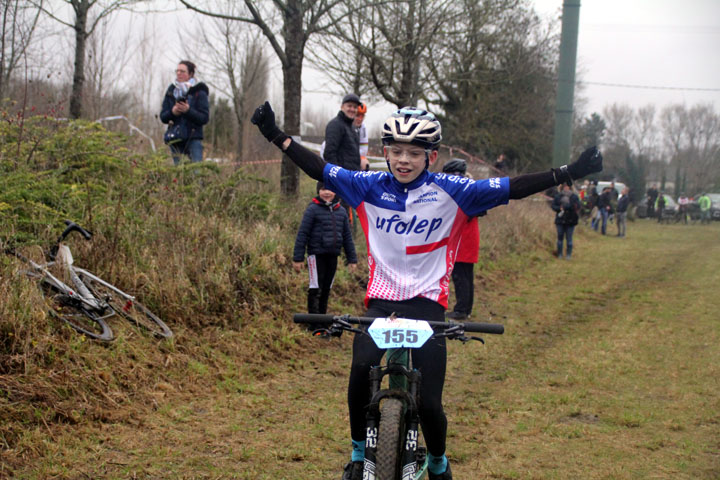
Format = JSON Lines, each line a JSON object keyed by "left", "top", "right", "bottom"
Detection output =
{"left": 456, "top": 216, "right": 479, "bottom": 264}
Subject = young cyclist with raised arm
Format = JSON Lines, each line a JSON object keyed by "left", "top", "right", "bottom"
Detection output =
{"left": 252, "top": 102, "right": 602, "bottom": 480}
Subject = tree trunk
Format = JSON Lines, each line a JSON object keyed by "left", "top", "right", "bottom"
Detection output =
{"left": 69, "top": 1, "right": 89, "bottom": 119}
{"left": 279, "top": 13, "right": 305, "bottom": 197}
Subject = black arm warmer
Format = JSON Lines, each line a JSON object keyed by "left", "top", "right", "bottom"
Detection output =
{"left": 285, "top": 139, "right": 327, "bottom": 181}
{"left": 508, "top": 170, "right": 558, "bottom": 199}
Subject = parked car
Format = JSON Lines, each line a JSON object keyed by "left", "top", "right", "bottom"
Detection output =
{"left": 707, "top": 193, "right": 720, "bottom": 220}
{"left": 636, "top": 194, "right": 678, "bottom": 219}
{"left": 595, "top": 181, "right": 627, "bottom": 199}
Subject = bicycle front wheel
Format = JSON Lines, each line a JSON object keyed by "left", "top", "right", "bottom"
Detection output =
{"left": 80, "top": 274, "right": 173, "bottom": 339}
{"left": 40, "top": 281, "right": 114, "bottom": 342}
{"left": 376, "top": 398, "right": 404, "bottom": 480}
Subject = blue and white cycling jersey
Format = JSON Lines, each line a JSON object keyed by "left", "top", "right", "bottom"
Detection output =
{"left": 324, "top": 163, "right": 510, "bottom": 308}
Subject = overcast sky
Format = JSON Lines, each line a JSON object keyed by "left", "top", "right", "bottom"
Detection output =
{"left": 533, "top": 0, "right": 720, "bottom": 115}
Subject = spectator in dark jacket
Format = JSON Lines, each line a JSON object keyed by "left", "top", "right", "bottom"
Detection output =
{"left": 293, "top": 182, "right": 358, "bottom": 316}
{"left": 160, "top": 60, "right": 210, "bottom": 165}
{"left": 595, "top": 187, "right": 614, "bottom": 235}
{"left": 616, "top": 187, "right": 630, "bottom": 237}
{"left": 551, "top": 184, "right": 581, "bottom": 259}
{"left": 323, "top": 93, "right": 362, "bottom": 171}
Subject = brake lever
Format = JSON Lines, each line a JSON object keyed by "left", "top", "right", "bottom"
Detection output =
{"left": 312, "top": 317, "right": 364, "bottom": 338}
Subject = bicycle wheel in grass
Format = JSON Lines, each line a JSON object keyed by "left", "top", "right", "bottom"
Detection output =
{"left": 376, "top": 398, "right": 404, "bottom": 480}
{"left": 40, "top": 281, "right": 114, "bottom": 342}
{"left": 80, "top": 274, "right": 173, "bottom": 339}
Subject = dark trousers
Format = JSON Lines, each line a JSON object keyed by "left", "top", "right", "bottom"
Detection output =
{"left": 556, "top": 224, "right": 575, "bottom": 257}
{"left": 450, "top": 262, "right": 474, "bottom": 315}
{"left": 169, "top": 139, "right": 203, "bottom": 165}
{"left": 307, "top": 254, "right": 338, "bottom": 314}
{"left": 348, "top": 298, "right": 448, "bottom": 457}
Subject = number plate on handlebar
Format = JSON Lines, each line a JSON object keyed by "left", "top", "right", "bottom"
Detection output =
{"left": 368, "top": 317, "right": 433, "bottom": 349}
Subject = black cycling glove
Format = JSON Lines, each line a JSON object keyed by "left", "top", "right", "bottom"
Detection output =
{"left": 552, "top": 146, "right": 603, "bottom": 185}
{"left": 251, "top": 101, "right": 289, "bottom": 148}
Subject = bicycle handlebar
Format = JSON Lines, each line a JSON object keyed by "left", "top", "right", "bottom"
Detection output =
{"left": 293, "top": 313, "right": 504, "bottom": 335}
{"left": 59, "top": 220, "right": 93, "bottom": 242}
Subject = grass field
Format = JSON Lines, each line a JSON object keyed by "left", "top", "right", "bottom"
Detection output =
{"left": 4, "top": 219, "right": 720, "bottom": 480}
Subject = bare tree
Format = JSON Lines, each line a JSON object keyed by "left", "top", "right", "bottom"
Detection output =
{"left": 598, "top": 104, "right": 635, "bottom": 179}
{"left": 306, "top": 4, "right": 375, "bottom": 100}
{"left": 681, "top": 104, "right": 720, "bottom": 193}
{"left": 0, "top": 0, "right": 42, "bottom": 100}
{"left": 188, "top": 14, "right": 268, "bottom": 160}
{"left": 83, "top": 14, "right": 134, "bottom": 119}
{"left": 313, "top": 0, "right": 460, "bottom": 108}
{"left": 429, "top": 0, "right": 558, "bottom": 169}
{"left": 629, "top": 105, "right": 658, "bottom": 162}
{"left": 179, "top": 0, "right": 350, "bottom": 196}
{"left": 36, "top": 0, "right": 139, "bottom": 119}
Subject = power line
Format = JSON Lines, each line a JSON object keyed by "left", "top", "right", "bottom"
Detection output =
{"left": 578, "top": 81, "right": 720, "bottom": 92}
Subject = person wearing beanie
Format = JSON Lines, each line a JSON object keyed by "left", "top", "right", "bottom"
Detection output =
{"left": 323, "top": 93, "right": 362, "bottom": 171}
{"left": 293, "top": 182, "right": 358, "bottom": 320}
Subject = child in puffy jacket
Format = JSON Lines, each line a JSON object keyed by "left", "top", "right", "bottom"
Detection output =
{"left": 293, "top": 182, "right": 358, "bottom": 315}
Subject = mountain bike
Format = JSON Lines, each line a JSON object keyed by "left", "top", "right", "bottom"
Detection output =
{"left": 6, "top": 220, "right": 173, "bottom": 342}
{"left": 293, "top": 313, "right": 504, "bottom": 480}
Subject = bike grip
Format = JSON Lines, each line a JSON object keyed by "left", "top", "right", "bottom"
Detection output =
{"left": 462, "top": 322, "right": 504, "bottom": 334}
{"left": 293, "top": 313, "right": 335, "bottom": 324}
{"left": 63, "top": 220, "right": 92, "bottom": 240}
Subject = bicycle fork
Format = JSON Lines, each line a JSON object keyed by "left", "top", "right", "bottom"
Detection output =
{"left": 363, "top": 350, "right": 426, "bottom": 480}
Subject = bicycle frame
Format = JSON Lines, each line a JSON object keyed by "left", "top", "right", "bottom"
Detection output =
{"left": 73, "top": 266, "right": 138, "bottom": 313}
{"left": 23, "top": 253, "right": 108, "bottom": 314}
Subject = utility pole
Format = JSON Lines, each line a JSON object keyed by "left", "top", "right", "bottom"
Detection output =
{"left": 552, "top": 0, "right": 581, "bottom": 167}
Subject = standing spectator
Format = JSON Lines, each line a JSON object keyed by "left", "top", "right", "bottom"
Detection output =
{"left": 608, "top": 181, "right": 619, "bottom": 223}
{"left": 551, "top": 183, "right": 580, "bottom": 259}
{"left": 324, "top": 93, "right": 362, "bottom": 171}
{"left": 293, "top": 182, "right": 358, "bottom": 318}
{"left": 160, "top": 60, "right": 210, "bottom": 165}
{"left": 596, "top": 187, "right": 613, "bottom": 234}
{"left": 646, "top": 184, "right": 659, "bottom": 218}
{"left": 677, "top": 192, "right": 690, "bottom": 224}
{"left": 589, "top": 180, "right": 600, "bottom": 229}
{"left": 616, "top": 187, "right": 630, "bottom": 237}
{"left": 698, "top": 192, "right": 712, "bottom": 224}
{"left": 442, "top": 159, "right": 481, "bottom": 320}
{"left": 493, "top": 153, "right": 508, "bottom": 173}
{"left": 324, "top": 93, "right": 363, "bottom": 234}
{"left": 656, "top": 192, "right": 666, "bottom": 223}
{"left": 354, "top": 103, "right": 370, "bottom": 171}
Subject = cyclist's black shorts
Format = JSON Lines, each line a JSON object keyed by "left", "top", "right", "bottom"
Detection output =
{"left": 347, "top": 297, "right": 448, "bottom": 456}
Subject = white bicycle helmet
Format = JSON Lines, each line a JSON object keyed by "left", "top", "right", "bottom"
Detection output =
{"left": 381, "top": 107, "right": 442, "bottom": 149}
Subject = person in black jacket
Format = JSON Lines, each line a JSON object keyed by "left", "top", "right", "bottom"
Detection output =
{"left": 293, "top": 182, "right": 358, "bottom": 316}
{"left": 616, "top": 187, "right": 630, "bottom": 237}
{"left": 160, "top": 60, "right": 210, "bottom": 165}
{"left": 596, "top": 186, "right": 614, "bottom": 234}
{"left": 324, "top": 93, "right": 362, "bottom": 171}
{"left": 551, "top": 184, "right": 581, "bottom": 259}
